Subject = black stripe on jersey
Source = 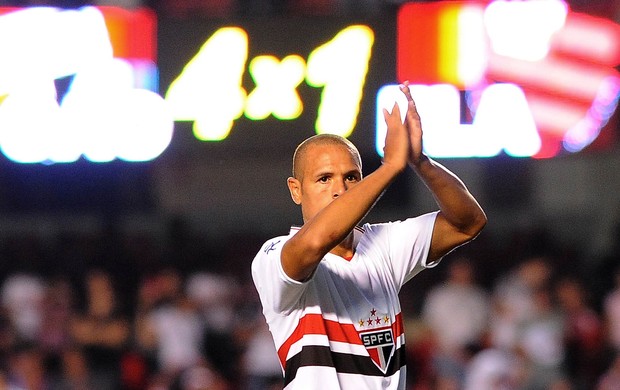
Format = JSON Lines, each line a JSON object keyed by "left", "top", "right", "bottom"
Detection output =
{"left": 283, "top": 345, "right": 406, "bottom": 386}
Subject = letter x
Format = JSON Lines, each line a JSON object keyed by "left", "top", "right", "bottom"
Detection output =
{"left": 245, "top": 54, "right": 306, "bottom": 120}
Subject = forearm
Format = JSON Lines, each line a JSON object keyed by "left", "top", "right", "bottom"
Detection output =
{"left": 412, "top": 155, "right": 486, "bottom": 236}
{"left": 310, "top": 164, "right": 400, "bottom": 245}
{"left": 284, "top": 163, "right": 402, "bottom": 280}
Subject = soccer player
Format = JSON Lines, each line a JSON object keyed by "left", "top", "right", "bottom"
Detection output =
{"left": 251, "top": 81, "right": 487, "bottom": 389}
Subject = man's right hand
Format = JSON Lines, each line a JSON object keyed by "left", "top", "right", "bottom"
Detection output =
{"left": 382, "top": 88, "right": 411, "bottom": 174}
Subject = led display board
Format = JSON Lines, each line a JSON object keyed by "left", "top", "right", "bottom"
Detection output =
{"left": 0, "top": 1, "right": 619, "bottom": 165}
{"left": 380, "top": 0, "right": 620, "bottom": 158}
{"left": 0, "top": 6, "right": 170, "bottom": 164}
{"left": 155, "top": 15, "right": 395, "bottom": 160}
{"left": 164, "top": 24, "right": 375, "bottom": 141}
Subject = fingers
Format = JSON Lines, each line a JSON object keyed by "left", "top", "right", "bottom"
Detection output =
{"left": 391, "top": 102, "right": 401, "bottom": 117}
{"left": 383, "top": 101, "right": 410, "bottom": 170}
{"left": 399, "top": 81, "right": 413, "bottom": 101}
{"left": 383, "top": 102, "right": 400, "bottom": 122}
{"left": 399, "top": 81, "right": 417, "bottom": 110}
{"left": 399, "top": 81, "right": 421, "bottom": 125}
{"left": 397, "top": 80, "right": 423, "bottom": 164}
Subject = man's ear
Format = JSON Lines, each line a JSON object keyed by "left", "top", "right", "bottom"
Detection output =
{"left": 287, "top": 177, "right": 302, "bottom": 205}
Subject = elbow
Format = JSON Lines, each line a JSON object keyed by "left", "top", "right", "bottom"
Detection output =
{"left": 451, "top": 205, "right": 487, "bottom": 243}
{"left": 466, "top": 207, "right": 487, "bottom": 240}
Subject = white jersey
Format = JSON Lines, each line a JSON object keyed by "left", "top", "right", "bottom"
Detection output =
{"left": 251, "top": 212, "right": 439, "bottom": 389}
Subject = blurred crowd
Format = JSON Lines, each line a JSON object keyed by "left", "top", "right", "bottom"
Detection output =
{"left": 0, "top": 216, "right": 618, "bottom": 390}
{"left": 0, "top": 218, "right": 281, "bottom": 390}
{"left": 404, "top": 255, "right": 620, "bottom": 390}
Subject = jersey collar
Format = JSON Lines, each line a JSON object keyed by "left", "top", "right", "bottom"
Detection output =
{"left": 289, "top": 225, "right": 365, "bottom": 261}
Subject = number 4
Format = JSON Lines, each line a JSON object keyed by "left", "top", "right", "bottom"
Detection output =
{"left": 165, "top": 25, "right": 374, "bottom": 141}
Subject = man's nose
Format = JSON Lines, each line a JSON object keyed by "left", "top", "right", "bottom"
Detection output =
{"left": 332, "top": 180, "right": 347, "bottom": 198}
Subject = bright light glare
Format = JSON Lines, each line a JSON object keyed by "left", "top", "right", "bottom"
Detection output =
{"left": 165, "top": 27, "right": 248, "bottom": 141}
{"left": 115, "top": 89, "right": 174, "bottom": 162}
{"left": 473, "top": 83, "right": 540, "bottom": 157}
{"left": 376, "top": 83, "right": 540, "bottom": 158}
{"left": 0, "top": 7, "right": 169, "bottom": 163}
{"left": 396, "top": 1, "right": 620, "bottom": 158}
{"left": 375, "top": 84, "right": 408, "bottom": 156}
{"left": 553, "top": 14, "right": 620, "bottom": 65}
{"left": 457, "top": 6, "right": 487, "bottom": 86}
{"left": 61, "top": 59, "right": 172, "bottom": 162}
{"left": 484, "top": 0, "right": 567, "bottom": 61}
{"left": 564, "top": 76, "right": 620, "bottom": 152}
{"left": 307, "top": 25, "right": 374, "bottom": 137}
{"left": 411, "top": 84, "right": 479, "bottom": 158}
{"left": 377, "top": 84, "right": 474, "bottom": 158}
{"left": 245, "top": 55, "right": 305, "bottom": 120}
{"left": 526, "top": 95, "right": 589, "bottom": 135}
{"left": 0, "top": 6, "right": 112, "bottom": 96}
{"left": 0, "top": 82, "right": 62, "bottom": 163}
{"left": 489, "top": 54, "right": 615, "bottom": 101}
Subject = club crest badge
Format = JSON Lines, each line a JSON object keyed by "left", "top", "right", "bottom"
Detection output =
{"left": 357, "top": 308, "right": 394, "bottom": 373}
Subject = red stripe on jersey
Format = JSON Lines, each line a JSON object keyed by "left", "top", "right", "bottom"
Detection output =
{"left": 277, "top": 314, "right": 362, "bottom": 367}
{"left": 277, "top": 312, "right": 405, "bottom": 368}
{"left": 392, "top": 313, "right": 404, "bottom": 342}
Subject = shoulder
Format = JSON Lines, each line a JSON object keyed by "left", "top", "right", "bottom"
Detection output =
{"left": 253, "top": 234, "right": 289, "bottom": 261}
{"left": 251, "top": 234, "right": 292, "bottom": 278}
{"left": 259, "top": 235, "right": 288, "bottom": 255}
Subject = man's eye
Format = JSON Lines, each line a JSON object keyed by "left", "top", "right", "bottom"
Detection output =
{"left": 319, "top": 177, "right": 329, "bottom": 183}
{"left": 346, "top": 175, "right": 359, "bottom": 182}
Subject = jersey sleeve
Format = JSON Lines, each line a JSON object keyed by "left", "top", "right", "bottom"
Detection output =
{"left": 251, "top": 235, "right": 309, "bottom": 316}
{"left": 362, "top": 211, "right": 439, "bottom": 289}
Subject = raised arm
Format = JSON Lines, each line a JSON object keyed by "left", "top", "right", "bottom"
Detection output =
{"left": 401, "top": 81, "right": 487, "bottom": 261}
{"left": 281, "top": 103, "right": 411, "bottom": 282}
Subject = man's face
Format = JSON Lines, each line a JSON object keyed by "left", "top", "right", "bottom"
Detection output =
{"left": 288, "top": 143, "right": 362, "bottom": 222}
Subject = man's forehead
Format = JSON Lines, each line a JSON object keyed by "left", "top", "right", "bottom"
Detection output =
{"left": 294, "top": 138, "right": 362, "bottom": 180}
{"left": 303, "top": 145, "right": 361, "bottom": 172}
{"left": 305, "top": 143, "right": 358, "bottom": 162}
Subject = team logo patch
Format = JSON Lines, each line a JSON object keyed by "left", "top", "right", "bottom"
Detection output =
{"left": 357, "top": 308, "right": 394, "bottom": 373}
{"left": 263, "top": 240, "right": 280, "bottom": 254}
